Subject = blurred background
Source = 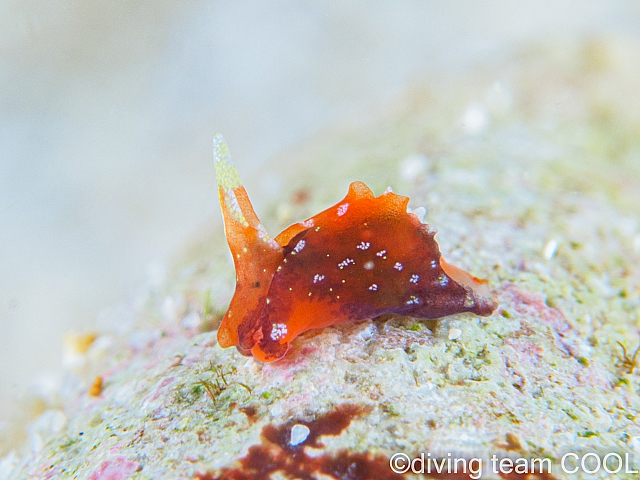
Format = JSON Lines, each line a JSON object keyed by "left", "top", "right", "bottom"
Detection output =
{"left": 1, "top": 0, "right": 639, "bottom": 438}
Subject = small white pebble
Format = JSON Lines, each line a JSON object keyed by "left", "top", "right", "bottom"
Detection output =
{"left": 448, "top": 328, "right": 462, "bottom": 340}
{"left": 461, "top": 102, "right": 489, "bottom": 135}
{"left": 35, "top": 410, "right": 67, "bottom": 434}
{"left": 181, "top": 311, "right": 202, "bottom": 329}
{"left": 161, "top": 295, "right": 185, "bottom": 322}
{"left": 290, "top": 424, "right": 311, "bottom": 446}
{"left": 543, "top": 239, "right": 559, "bottom": 260}
{"left": 407, "top": 206, "right": 427, "bottom": 223}
{"left": 0, "top": 451, "right": 18, "bottom": 479}
{"left": 270, "top": 404, "right": 283, "bottom": 417}
{"left": 30, "top": 433, "right": 44, "bottom": 454}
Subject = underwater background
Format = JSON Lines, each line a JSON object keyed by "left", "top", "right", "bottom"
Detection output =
{"left": 1, "top": 2, "right": 640, "bottom": 477}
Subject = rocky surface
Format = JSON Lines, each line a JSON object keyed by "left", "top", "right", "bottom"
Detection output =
{"left": 3, "top": 38, "right": 640, "bottom": 480}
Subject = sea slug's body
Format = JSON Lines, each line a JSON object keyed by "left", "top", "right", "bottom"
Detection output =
{"left": 213, "top": 134, "right": 496, "bottom": 362}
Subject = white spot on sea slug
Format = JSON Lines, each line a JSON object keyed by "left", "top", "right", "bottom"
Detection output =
{"left": 290, "top": 424, "right": 310, "bottom": 446}
{"left": 464, "top": 295, "right": 475, "bottom": 308}
{"left": 313, "top": 274, "right": 325, "bottom": 283}
{"left": 293, "top": 239, "right": 306, "bottom": 254}
{"left": 369, "top": 284, "right": 378, "bottom": 291}
{"left": 363, "top": 261, "right": 375, "bottom": 270}
{"left": 543, "top": 239, "right": 559, "bottom": 260}
{"left": 410, "top": 274, "right": 419, "bottom": 284}
{"left": 376, "top": 250, "right": 386, "bottom": 257}
{"left": 439, "top": 276, "right": 448, "bottom": 287}
{"left": 356, "top": 241, "right": 370, "bottom": 250}
{"left": 225, "top": 188, "right": 246, "bottom": 225}
{"left": 256, "top": 223, "right": 279, "bottom": 249}
{"left": 270, "top": 323, "right": 287, "bottom": 341}
{"left": 430, "top": 260, "right": 438, "bottom": 269}
{"left": 394, "top": 262, "right": 403, "bottom": 271}
{"left": 337, "top": 203, "right": 349, "bottom": 216}
{"left": 338, "top": 258, "right": 355, "bottom": 269}
{"left": 448, "top": 328, "right": 462, "bottom": 340}
{"left": 300, "top": 219, "right": 314, "bottom": 228}
{"left": 406, "top": 295, "right": 420, "bottom": 305}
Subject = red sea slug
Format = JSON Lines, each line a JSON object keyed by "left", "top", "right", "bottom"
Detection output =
{"left": 212, "top": 134, "right": 496, "bottom": 362}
